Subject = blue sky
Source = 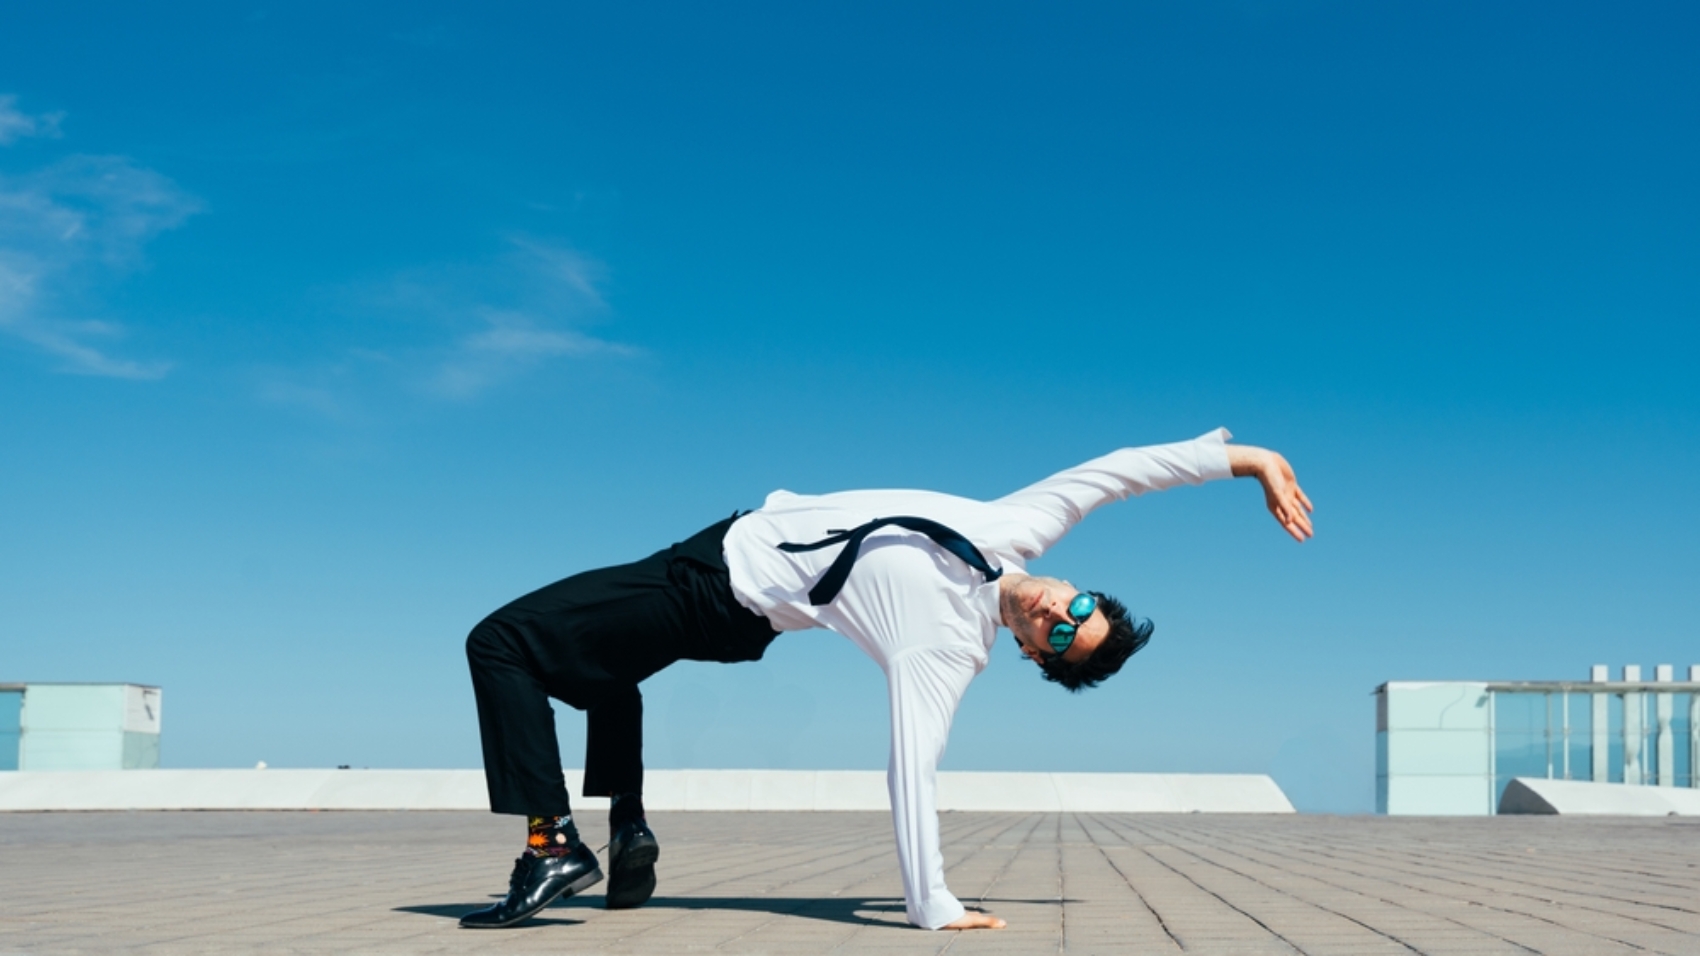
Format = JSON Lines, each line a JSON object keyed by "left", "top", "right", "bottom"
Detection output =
{"left": 1, "top": 2, "right": 1695, "bottom": 812}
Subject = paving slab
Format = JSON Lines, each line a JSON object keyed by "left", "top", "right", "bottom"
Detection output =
{"left": 0, "top": 811, "right": 1696, "bottom": 954}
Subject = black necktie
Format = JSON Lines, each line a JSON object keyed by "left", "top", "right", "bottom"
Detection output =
{"left": 777, "top": 516, "right": 1003, "bottom": 606}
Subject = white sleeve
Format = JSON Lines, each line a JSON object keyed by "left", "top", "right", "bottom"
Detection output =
{"left": 884, "top": 649, "right": 978, "bottom": 930}
{"left": 990, "top": 427, "right": 1235, "bottom": 559}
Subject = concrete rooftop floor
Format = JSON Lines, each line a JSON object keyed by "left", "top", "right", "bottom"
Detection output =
{"left": 1, "top": 810, "right": 1697, "bottom": 955}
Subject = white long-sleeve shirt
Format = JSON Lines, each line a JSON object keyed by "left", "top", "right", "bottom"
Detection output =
{"left": 721, "top": 428, "right": 1235, "bottom": 929}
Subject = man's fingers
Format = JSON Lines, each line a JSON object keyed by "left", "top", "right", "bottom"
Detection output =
{"left": 1258, "top": 456, "right": 1313, "bottom": 541}
{"left": 1292, "top": 504, "right": 1314, "bottom": 537}
{"left": 1275, "top": 502, "right": 1312, "bottom": 541}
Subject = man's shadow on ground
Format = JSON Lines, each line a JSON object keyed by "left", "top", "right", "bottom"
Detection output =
{"left": 395, "top": 895, "right": 1073, "bottom": 928}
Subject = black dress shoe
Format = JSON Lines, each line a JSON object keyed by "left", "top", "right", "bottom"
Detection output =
{"left": 459, "top": 843, "right": 603, "bottom": 929}
{"left": 604, "top": 818, "right": 659, "bottom": 910}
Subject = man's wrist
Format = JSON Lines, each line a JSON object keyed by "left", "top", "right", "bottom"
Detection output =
{"left": 1226, "top": 445, "right": 1268, "bottom": 479}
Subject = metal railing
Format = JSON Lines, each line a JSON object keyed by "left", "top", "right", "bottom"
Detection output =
{"left": 1487, "top": 675, "right": 1700, "bottom": 797}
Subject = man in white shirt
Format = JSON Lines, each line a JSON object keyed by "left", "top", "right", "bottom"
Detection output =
{"left": 460, "top": 428, "right": 1312, "bottom": 932}
{"left": 721, "top": 427, "right": 1311, "bottom": 929}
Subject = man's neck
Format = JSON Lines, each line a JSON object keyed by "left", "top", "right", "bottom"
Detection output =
{"left": 994, "top": 573, "right": 1027, "bottom": 628}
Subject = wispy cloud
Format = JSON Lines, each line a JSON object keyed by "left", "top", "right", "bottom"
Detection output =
{"left": 0, "top": 99, "right": 198, "bottom": 378}
{"left": 507, "top": 238, "right": 607, "bottom": 309}
{"left": 433, "top": 305, "right": 634, "bottom": 399}
{"left": 265, "top": 237, "right": 635, "bottom": 413}
{"left": 423, "top": 239, "right": 633, "bottom": 399}
{"left": 255, "top": 377, "right": 351, "bottom": 420}
{"left": 0, "top": 282, "right": 165, "bottom": 379}
{"left": 0, "top": 95, "right": 63, "bottom": 145}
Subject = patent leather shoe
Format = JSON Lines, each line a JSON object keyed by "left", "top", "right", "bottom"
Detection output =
{"left": 459, "top": 843, "right": 603, "bottom": 928}
{"left": 604, "top": 818, "right": 659, "bottom": 910}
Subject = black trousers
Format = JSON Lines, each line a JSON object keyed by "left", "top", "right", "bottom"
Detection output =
{"left": 465, "top": 514, "right": 779, "bottom": 817}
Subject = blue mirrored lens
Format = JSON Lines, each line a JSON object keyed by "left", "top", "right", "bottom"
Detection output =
{"left": 1048, "top": 624, "right": 1076, "bottom": 653}
{"left": 1068, "top": 592, "right": 1097, "bottom": 621}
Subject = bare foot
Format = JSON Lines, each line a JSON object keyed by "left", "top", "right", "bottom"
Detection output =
{"left": 944, "top": 911, "right": 1006, "bottom": 930}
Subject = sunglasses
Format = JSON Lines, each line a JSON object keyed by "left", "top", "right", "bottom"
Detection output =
{"left": 1044, "top": 592, "right": 1098, "bottom": 659}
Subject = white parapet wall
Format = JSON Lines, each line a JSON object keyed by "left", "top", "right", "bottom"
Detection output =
{"left": 0, "top": 769, "right": 1293, "bottom": 813}
{"left": 1376, "top": 681, "right": 1493, "bottom": 815}
{"left": 1498, "top": 777, "right": 1700, "bottom": 816}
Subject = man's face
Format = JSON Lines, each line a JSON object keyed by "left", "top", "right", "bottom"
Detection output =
{"left": 1002, "top": 575, "right": 1109, "bottom": 666}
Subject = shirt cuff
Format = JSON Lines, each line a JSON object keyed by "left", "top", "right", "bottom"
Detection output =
{"left": 1195, "top": 427, "right": 1234, "bottom": 483}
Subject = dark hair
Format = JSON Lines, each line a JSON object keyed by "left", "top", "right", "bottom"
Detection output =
{"left": 1038, "top": 591, "right": 1151, "bottom": 693}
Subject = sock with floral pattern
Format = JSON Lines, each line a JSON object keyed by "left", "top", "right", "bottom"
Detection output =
{"left": 525, "top": 815, "right": 580, "bottom": 857}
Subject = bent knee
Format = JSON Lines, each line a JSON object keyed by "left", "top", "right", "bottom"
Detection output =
{"left": 465, "top": 618, "right": 515, "bottom": 663}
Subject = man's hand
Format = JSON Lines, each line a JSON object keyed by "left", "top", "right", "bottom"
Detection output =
{"left": 944, "top": 911, "right": 1007, "bottom": 930}
{"left": 1226, "top": 445, "right": 1314, "bottom": 542}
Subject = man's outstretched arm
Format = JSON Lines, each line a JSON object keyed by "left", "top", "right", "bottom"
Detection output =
{"left": 990, "top": 428, "right": 1237, "bottom": 558}
{"left": 1225, "top": 445, "right": 1315, "bottom": 542}
{"left": 988, "top": 427, "right": 1315, "bottom": 557}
